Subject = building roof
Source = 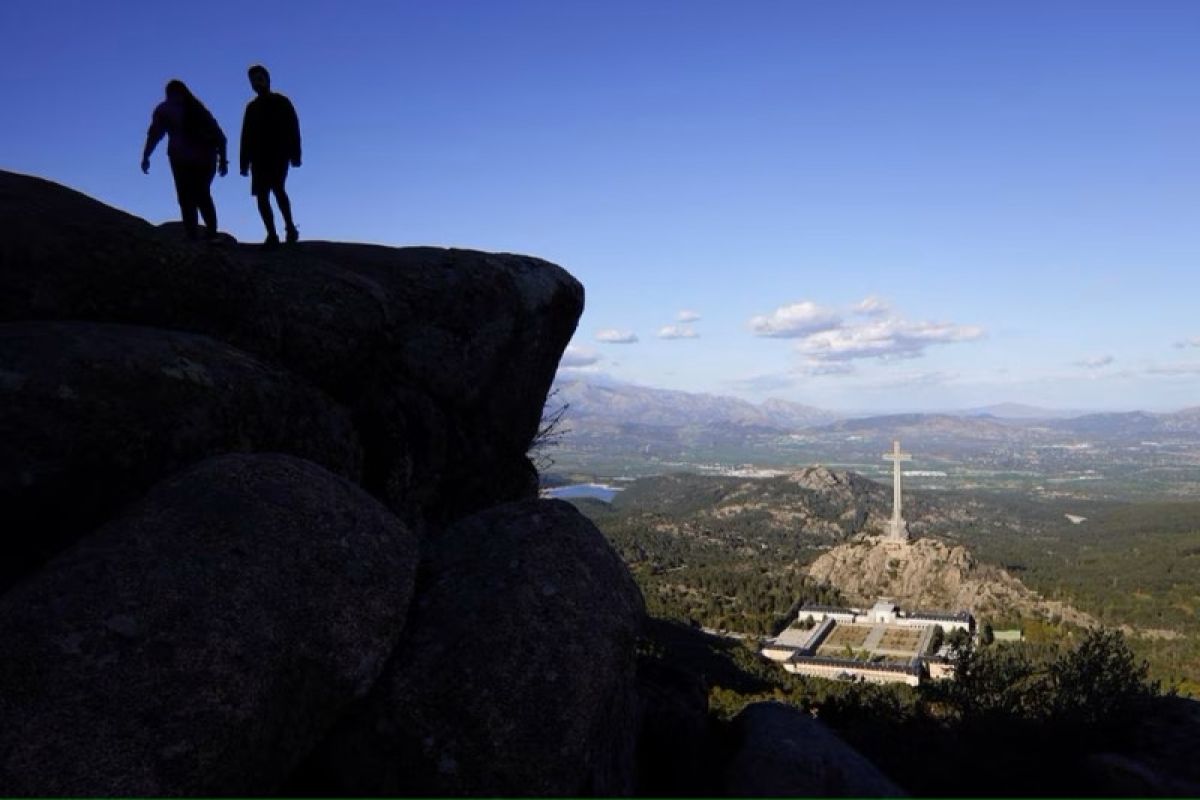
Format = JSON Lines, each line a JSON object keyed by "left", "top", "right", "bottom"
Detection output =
{"left": 798, "top": 604, "right": 858, "bottom": 615}
{"left": 905, "top": 610, "right": 973, "bottom": 622}
{"left": 773, "top": 627, "right": 816, "bottom": 648}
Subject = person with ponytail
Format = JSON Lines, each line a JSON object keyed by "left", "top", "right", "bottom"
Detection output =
{"left": 142, "top": 79, "right": 229, "bottom": 241}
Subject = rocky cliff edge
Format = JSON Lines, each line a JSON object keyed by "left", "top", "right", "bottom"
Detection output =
{"left": 0, "top": 170, "right": 900, "bottom": 797}
{"left": 0, "top": 170, "right": 650, "bottom": 795}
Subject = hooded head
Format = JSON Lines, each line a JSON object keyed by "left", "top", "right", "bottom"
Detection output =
{"left": 165, "top": 79, "right": 193, "bottom": 103}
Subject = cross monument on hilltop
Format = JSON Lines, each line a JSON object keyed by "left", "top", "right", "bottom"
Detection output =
{"left": 882, "top": 440, "right": 912, "bottom": 541}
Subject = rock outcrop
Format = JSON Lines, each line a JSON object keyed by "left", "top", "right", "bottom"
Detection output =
{"left": 299, "top": 499, "right": 645, "bottom": 796}
{"left": 0, "top": 171, "right": 628, "bottom": 795}
{"left": 0, "top": 170, "right": 910, "bottom": 796}
{"left": 0, "top": 320, "right": 362, "bottom": 591}
{"left": 0, "top": 454, "right": 418, "bottom": 795}
{"left": 806, "top": 534, "right": 1096, "bottom": 624}
{"left": 1, "top": 169, "right": 582, "bottom": 528}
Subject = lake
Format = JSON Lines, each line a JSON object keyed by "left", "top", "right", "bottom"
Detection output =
{"left": 543, "top": 483, "right": 623, "bottom": 503}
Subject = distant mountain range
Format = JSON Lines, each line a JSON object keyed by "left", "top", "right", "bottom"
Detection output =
{"left": 552, "top": 378, "right": 1200, "bottom": 436}
{"left": 552, "top": 378, "right": 840, "bottom": 429}
{"left": 547, "top": 379, "right": 1200, "bottom": 502}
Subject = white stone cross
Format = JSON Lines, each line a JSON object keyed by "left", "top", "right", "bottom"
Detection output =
{"left": 882, "top": 440, "right": 912, "bottom": 540}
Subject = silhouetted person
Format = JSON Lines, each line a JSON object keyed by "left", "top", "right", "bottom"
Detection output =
{"left": 240, "top": 64, "right": 301, "bottom": 249}
{"left": 142, "top": 80, "right": 228, "bottom": 241}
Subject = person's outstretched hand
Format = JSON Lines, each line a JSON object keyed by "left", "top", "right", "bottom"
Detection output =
{"left": 141, "top": 157, "right": 150, "bottom": 174}
{"left": 290, "top": 157, "right": 302, "bottom": 168}
{"left": 218, "top": 159, "right": 229, "bottom": 177}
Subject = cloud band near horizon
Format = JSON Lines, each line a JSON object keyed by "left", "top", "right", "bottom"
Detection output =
{"left": 750, "top": 297, "right": 984, "bottom": 365}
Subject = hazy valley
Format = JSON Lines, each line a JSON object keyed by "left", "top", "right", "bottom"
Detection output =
{"left": 545, "top": 380, "right": 1200, "bottom": 698}
{"left": 549, "top": 378, "right": 1200, "bottom": 501}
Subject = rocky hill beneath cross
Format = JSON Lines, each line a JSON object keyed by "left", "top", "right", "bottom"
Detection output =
{"left": 806, "top": 535, "right": 1095, "bottom": 624}
{"left": 0, "top": 170, "right": 904, "bottom": 797}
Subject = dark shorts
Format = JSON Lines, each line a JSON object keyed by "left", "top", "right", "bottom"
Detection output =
{"left": 251, "top": 160, "right": 289, "bottom": 197}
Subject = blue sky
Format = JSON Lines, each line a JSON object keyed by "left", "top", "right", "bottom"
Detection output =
{"left": 3, "top": 1, "right": 1199, "bottom": 412}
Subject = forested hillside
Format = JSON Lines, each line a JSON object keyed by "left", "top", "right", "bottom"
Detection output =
{"left": 570, "top": 471, "right": 1200, "bottom": 694}
{"left": 949, "top": 501, "right": 1200, "bottom": 694}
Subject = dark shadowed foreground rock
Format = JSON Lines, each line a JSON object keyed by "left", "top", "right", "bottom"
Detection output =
{"left": 0, "top": 454, "right": 418, "bottom": 796}
{"left": 1079, "top": 752, "right": 1200, "bottom": 797}
{"left": 1077, "top": 695, "right": 1200, "bottom": 796}
{"left": 723, "top": 702, "right": 905, "bottom": 797}
{"left": 299, "top": 499, "right": 645, "bottom": 796}
{"left": 0, "top": 321, "right": 361, "bottom": 591}
{"left": 0, "top": 169, "right": 582, "bottom": 522}
{"left": 634, "top": 656, "right": 715, "bottom": 795}
{"left": 157, "top": 220, "right": 239, "bottom": 245}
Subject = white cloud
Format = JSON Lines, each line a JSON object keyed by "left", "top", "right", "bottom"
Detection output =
{"left": 854, "top": 295, "right": 890, "bottom": 316}
{"left": 558, "top": 345, "right": 602, "bottom": 369}
{"left": 1173, "top": 336, "right": 1200, "bottom": 349}
{"left": 1076, "top": 355, "right": 1115, "bottom": 369}
{"left": 658, "top": 325, "right": 699, "bottom": 340}
{"left": 749, "top": 301, "right": 841, "bottom": 338}
{"left": 795, "top": 318, "right": 984, "bottom": 362}
{"left": 595, "top": 329, "right": 639, "bottom": 344}
{"left": 677, "top": 309, "right": 701, "bottom": 323}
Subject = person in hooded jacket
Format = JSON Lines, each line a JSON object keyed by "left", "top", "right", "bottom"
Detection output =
{"left": 142, "top": 79, "right": 228, "bottom": 241}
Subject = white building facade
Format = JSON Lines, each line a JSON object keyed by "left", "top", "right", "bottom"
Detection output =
{"left": 762, "top": 599, "right": 975, "bottom": 686}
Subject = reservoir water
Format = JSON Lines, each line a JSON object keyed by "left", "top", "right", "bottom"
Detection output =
{"left": 543, "top": 483, "right": 622, "bottom": 502}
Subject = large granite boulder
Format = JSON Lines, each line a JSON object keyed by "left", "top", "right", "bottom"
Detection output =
{"left": 0, "top": 453, "right": 418, "bottom": 796}
{"left": 0, "top": 320, "right": 360, "bottom": 590}
{"left": 0, "top": 169, "right": 583, "bottom": 522}
{"left": 0, "top": 170, "right": 663, "bottom": 797}
{"left": 722, "top": 702, "right": 905, "bottom": 797}
{"left": 298, "top": 499, "right": 645, "bottom": 796}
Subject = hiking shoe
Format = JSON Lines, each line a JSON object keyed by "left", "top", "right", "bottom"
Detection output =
{"left": 285, "top": 226, "right": 299, "bottom": 244}
{"left": 262, "top": 233, "right": 281, "bottom": 251}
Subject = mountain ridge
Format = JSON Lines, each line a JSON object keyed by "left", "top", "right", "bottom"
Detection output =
{"left": 554, "top": 377, "right": 1200, "bottom": 432}
{"left": 553, "top": 378, "right": 839, "bottom": 429}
